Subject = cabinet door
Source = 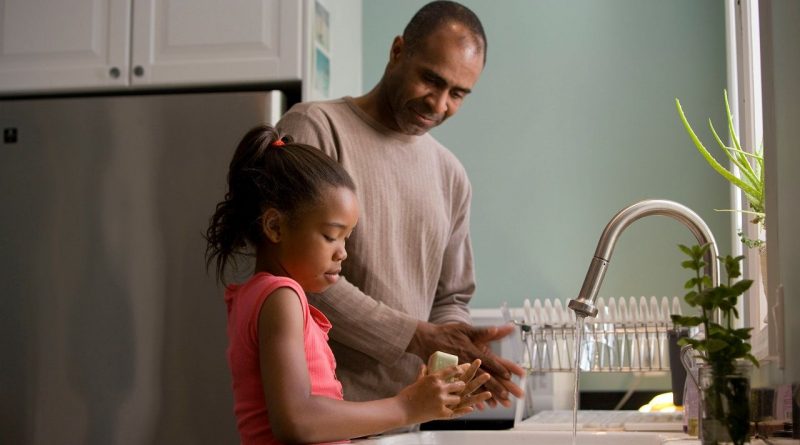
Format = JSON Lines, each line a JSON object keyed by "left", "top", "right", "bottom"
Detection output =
{"left": 0, "top": 0, "right": 130, "bottom": 94}
{"left": 130, "top": 0, "right": 302, "bottom": 87}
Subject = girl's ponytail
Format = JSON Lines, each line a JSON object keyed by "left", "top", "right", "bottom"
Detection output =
{"left": 205, "top": 125, "right": 354, "bottom": 284}
{"left": 205, "top": 125, "right": 280, "bottom": 284}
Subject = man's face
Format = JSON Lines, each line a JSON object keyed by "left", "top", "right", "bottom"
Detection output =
{"left": 383, "top": 23, "right": 484, "bottom": 136}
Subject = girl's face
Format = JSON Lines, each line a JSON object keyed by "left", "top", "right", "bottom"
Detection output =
{"left": 277, "top": 186, "right": 359, "bottom": 293}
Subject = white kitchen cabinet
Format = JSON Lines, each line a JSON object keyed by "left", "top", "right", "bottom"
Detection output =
{"left": 130, "top": 0, "right": 301, "bottom": 88}
{"left": 0, "top": 0, "right": 131, "bottom": 92}
{"left": 0, "top": 0, "right": 304, "bottom": 94}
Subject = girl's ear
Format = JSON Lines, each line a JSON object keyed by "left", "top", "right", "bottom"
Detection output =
{"left": 261, "top": 208, "right": 283, "bottom": 243}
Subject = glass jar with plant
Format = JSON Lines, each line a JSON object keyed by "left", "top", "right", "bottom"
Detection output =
{"left": 672, "top": 243, "right": 759, "bottom": 445}
{"left": 674, "top": 92, "right": 766, "bottom": 288}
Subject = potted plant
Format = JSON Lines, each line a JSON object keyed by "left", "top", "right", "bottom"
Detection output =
{"left": 674, "top": 91, "right": 767, "bottom": 289}
{"left": 672, "top": 243, "right": 759, "bottom": 445}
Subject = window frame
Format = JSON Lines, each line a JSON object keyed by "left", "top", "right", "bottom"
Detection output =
{"left": 727, "top": 0, "right": 778, "bottom": 363}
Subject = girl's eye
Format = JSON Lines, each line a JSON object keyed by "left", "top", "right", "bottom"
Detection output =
{"left": 323, "top": 235, "right": 335, "bottom": 242}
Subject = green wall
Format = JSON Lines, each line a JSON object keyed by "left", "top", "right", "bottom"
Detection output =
{"left": 363, "top": 0, "right": 731, "bottom": 314}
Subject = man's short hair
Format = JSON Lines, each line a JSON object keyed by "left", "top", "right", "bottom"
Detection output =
{"left": 402, "top": 1, "right": 487, "bottom": 64}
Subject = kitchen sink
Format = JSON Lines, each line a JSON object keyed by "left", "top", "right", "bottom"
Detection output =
{"left": 352, "top": 430, "right": 691, "bottom": 445}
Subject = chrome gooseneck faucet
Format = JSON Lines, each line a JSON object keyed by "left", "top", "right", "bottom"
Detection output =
{"left": 568, "top": 199, "right": 720, "bottom": 319}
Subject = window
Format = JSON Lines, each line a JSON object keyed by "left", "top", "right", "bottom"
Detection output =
{"left": 727, "top": 0, "right": 777, "bottom": 363}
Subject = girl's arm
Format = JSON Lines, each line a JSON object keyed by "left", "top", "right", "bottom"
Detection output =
{"left": 258, "top": 287, "right": 489, "bottom": 444}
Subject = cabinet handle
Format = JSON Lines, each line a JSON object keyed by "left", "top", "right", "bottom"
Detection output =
{"left": 109, "top": 67, "right": 121, "bottom": 79}
{"left": 133, "top": 66, "right": 145, "bottom": 77}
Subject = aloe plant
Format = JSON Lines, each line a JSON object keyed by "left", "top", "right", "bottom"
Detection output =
{"left": 675, "top": 91, "right": 765, "bottom": 247}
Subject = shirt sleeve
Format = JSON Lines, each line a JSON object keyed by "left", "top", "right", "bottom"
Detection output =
{"left": 276, "top": 107, "right": 420, "bottom": 366}
{"left": 308, "top": 277, "right": 419, "bottom": 366}
{"left": 429, "top": 171, "right": 474, "bottom": 325}
{"left": 277, "top": 105, "right": 340, "bottom": 161}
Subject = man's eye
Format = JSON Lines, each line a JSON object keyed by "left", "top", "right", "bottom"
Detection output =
{"left": 423, "top": 74, "right": 440, "bottom": 85}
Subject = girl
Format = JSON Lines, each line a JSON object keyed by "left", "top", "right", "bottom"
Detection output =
{"left": 206, "top": 125, "right": 491, "bottom": 444}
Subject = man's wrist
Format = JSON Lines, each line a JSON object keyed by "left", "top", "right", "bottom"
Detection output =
{"left": 406, "top": 320, "right": 435, "bottom": 358}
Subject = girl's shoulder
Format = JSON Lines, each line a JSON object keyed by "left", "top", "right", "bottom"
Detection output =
{"left": 226, "top": 273, "right": 311, "bottom": 342}
{"left": 250, "top": 272, "right": 306, "bottom": 302}
{"left": 227, "top": 273, "right": 309, "bottom": 316}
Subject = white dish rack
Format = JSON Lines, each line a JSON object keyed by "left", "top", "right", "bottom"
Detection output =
{"left": 502, "top": 296, "right": 682, "bottom": 373}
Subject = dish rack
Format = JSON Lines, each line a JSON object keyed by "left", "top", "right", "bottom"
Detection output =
{"left": 502, "top": 296, "right": 682, "bottom": 373}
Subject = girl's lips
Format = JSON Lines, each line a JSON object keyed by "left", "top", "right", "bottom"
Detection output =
{"left": 324, "top": 271, "right": 340, "bottom": 284}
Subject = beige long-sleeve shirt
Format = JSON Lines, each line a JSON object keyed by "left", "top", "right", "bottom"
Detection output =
{"left": 276, "top": 97, "right": 475, "bottom": 401}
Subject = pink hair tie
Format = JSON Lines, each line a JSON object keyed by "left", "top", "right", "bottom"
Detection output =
{"left": 270, "top": 139, "right": 285, "bottom": 147}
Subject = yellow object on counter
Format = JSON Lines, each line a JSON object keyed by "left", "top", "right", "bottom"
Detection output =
{"left": 638, "top": 392, "right": 679, "bottom": 413}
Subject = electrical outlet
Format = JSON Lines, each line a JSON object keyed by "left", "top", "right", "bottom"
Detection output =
{"left": 4, "top": 127, "right": 18, "bottom": 144}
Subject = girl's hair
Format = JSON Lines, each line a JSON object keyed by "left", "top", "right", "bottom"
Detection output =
{"left": 205, "top": 125, "right": 355, "bottom": 283}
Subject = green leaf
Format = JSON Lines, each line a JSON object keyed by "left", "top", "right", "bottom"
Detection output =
{"left": 706, "top": 338, "right": 728, "bottom": 353}
{"left": 672, "top": 315, "right": 704, "bottom": 327}
{"left": 710, "top": 120, "right": 761, "bottom": 188}
{"left": 694, "top": 289, "right": 717, "bottom": 310}
{"left": 675, "top": 98, "right": 761, "bottom": 201}
{"left": 730, "top": 280, "right": 753, "bottom": 296}
{"left": 724, "top": 90, "right": 741, "bottom": 151}
{"left": 708, "top": 323, "right": 726, "bottom": 336}
{"left": 674, "top": 240, "right": 761, "bottom": 375}
{"left": 678, "top": 338, "right": 706, "bottom": 352}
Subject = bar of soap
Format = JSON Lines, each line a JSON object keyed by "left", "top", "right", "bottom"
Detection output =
{"left": 427, "top": 351, "right": 459, "bottom": 374}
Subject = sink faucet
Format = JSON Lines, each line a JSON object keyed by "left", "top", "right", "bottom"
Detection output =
{"left": 568, "top": 199, "right": 720, "bottom": 318}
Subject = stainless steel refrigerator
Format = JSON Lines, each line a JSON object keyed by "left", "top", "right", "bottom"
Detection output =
{"left": 0, "top": 91, "right": 285, "bottom": 445}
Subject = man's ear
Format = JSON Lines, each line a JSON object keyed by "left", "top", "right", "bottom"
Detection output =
{"left": 389, "top": 35, "right": 405, "bottom": 64}
{"left": 261, "top": 208, "right": 283, "bottom": 243}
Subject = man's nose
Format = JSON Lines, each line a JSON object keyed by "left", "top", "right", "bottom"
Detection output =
{"left": 426, "top": 90, "right": 448, "bottom": 116}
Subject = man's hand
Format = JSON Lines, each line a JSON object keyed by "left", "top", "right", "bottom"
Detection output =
{"left": 407, "top": 322, "right": 525, "bottom": 408}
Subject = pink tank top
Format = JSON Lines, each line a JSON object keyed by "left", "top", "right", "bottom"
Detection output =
{"left": 225, "top": 273, "right": 344, "bottom": 444}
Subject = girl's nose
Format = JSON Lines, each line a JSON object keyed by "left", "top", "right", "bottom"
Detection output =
{"left": 334, "top": 246, "right": 347, "bottom": 262}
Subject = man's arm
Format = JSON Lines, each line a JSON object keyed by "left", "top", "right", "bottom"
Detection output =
{"left": 418, "top": 160, "right": 525, "bottom": 406}
{"left": 277, "top": 107, "right": 418, "bottom": 365}
{"left": 310, "top": 276, "right": 419, "bottom": 365}
{"left": 429, "top": 167, "right": 474, "bottom": 325}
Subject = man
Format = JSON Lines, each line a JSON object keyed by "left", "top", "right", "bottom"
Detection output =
{"left": 277, "top": 1, "right": 524, "bottom": 408}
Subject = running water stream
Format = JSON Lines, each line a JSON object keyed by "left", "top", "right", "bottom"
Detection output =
{"left": 572, "top": 315, "right": 586, "bottom": 445}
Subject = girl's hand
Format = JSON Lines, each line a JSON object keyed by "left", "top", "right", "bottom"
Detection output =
{"left": 451, "top": 359, "right": 492, "bottom": 415}
{"left": 397, "top": 365, "right": 466, "bottom": 424}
